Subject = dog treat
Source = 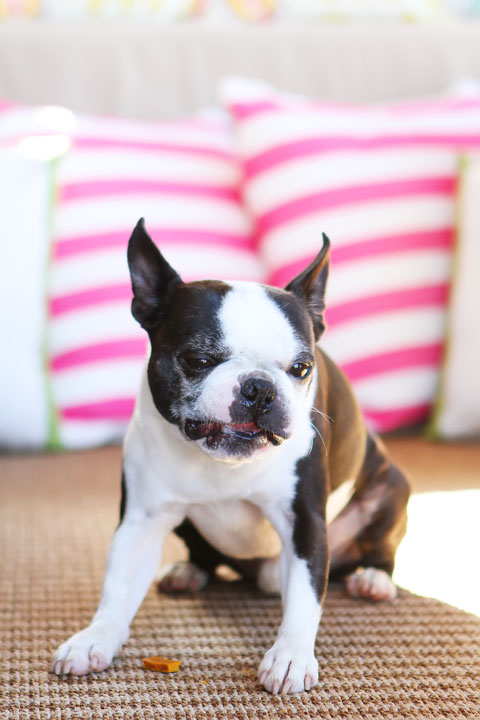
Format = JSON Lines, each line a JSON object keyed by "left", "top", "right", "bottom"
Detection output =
{"left": 142, "top": 656, "right": 181, "bottom": 673}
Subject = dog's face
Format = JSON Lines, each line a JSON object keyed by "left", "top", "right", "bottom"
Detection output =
{"left": 127, "top": 219, "right": 330, "bottom": 464}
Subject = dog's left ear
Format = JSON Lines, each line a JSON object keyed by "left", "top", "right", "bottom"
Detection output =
{"left": 285, "top": 234, "right": 330, "bottom": 340}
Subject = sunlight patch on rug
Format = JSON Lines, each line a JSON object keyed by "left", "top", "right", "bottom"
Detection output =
{"left": 393, "top": 490, "right": 480, "bottom": 616}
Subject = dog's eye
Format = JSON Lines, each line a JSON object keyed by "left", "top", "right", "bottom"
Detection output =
{"left": 289, "top": 362, "right": 313, "bottom": 379}
{"left": 182, "top": 356, "right": 216, "bottom": 371}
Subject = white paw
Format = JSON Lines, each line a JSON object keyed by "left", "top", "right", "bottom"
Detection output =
{"left": 258, "top": 640, "right": 318, "bottom": 694}
{"left": 346, "top": 567, "right": 397, "bottom": 602}
{"left": 52, "top": 620, "right": 127, "bottom": 676}
{"left": 157, "top": 562, "right": 209, "bottom": 594}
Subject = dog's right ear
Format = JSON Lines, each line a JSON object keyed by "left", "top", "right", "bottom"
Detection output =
{"left": 127, "top": 218, "right": 182, "bottom": 330}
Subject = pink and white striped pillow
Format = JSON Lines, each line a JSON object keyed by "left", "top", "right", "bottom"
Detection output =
{"left": 222, "top": 78, "right": 480, "bottom": 432}
{"left": 48, "top": 110, "right": 263, "bottom": 448}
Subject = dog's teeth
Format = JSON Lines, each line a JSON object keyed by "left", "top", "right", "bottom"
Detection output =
{"left": 266, "top": 432, "right": 283, "bottom": 446}
{"left": 206, "top": 435, "right": 219, "bottom": 450}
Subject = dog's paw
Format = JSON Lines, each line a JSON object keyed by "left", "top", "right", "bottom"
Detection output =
{"left": 157, "top": 562, "right": 209, "bottom": 594}
{"left": 258, "top": 640, "right": 318, "bottom": 694}
{"left": 346, "top": 567, "right": 397, "bottom": 602}
{"left": 52, "top": 621, "right": 126, "bottom": 676}
{"left": 257, "top": 556, "right": 281, "bottom": 595}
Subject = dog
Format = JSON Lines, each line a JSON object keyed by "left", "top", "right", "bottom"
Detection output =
{"left": 52, "top": 218, "right": 410, "bottom": 694}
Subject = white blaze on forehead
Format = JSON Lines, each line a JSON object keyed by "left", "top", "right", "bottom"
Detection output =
{"left": 219, "top": 282, "right": 300, "bottom": 364}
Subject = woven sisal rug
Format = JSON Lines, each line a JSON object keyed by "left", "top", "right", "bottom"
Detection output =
{"left": 1, "top": 448, "right": 479, "bottom": 719}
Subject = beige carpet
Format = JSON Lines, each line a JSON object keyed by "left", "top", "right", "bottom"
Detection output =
{"left": 1, "top": 443, "right": 480, "bottom": 719}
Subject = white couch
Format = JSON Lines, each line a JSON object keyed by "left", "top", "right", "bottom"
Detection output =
{"left": 1, "top": 21, "right": 480, "bottom": 118}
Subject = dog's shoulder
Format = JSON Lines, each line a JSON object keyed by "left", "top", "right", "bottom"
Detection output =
{"left": 314, "top": 348, "right": 367, "bottom": 490}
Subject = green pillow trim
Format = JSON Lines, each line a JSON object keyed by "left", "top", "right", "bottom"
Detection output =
{"left": 42, "top": 154, "right": 64, "bottom": 451}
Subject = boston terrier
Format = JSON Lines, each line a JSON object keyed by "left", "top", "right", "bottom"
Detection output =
{"left": 52, "top": 218, "right": 410, "bottom": 694}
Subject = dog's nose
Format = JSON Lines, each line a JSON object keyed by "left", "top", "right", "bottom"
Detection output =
{"left": 240, "top": 377, "right": 276, "bottom": 413}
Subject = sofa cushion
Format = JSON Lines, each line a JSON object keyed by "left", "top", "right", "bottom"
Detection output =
{"left": 47, "top": 109, "right": 265, "bottom": 449}
{"left": 0, "top": 102, "right": 70, "bottom": 449}
{"left": 41, "top": 0, "right": 199, "bottom": 20}
{"left": 0, "top": 145, "right": 51, "bottom": 448}
{"left": 0, "top": 0, "right": 38, "bottom": 17}
{"left": 221, "top": 77, "right": 480, "bottom": 432}
{"left": 0, "top": 100, "right": 263, "bottom": 449}
{"left": 428, "top": 154, "right": 480, "bottom": 439}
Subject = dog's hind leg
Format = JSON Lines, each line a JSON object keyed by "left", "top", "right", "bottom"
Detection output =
{"left": 159, "top": 519, "right": 282, "bottom": 595}
{"left": 157, "top": 561, "right": 210, "bottom": 593}
{"left": 158, "top": 519, "right": 225, "bottom": 593}
{"left": 328, "top": 434, "right": 410, "bottom": 601}
{"left": 159, "top": 518, "right": 260, "bottom": 593}
{"left": 256, "top": 556, "right": 281, "bottom": 594}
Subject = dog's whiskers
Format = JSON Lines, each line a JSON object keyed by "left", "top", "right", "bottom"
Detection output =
{"left": 311, "top": 407, "right": 333, "bottom": 424}
{"left": 310, "top": 421, "right": 328, "bottom": 457}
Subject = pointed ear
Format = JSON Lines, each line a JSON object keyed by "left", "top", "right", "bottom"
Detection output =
{"left": 285, "top": 234, "right": 330, "bottom": 340}
{"left": 127, "top": 218, "right": 182, "bottom": 330}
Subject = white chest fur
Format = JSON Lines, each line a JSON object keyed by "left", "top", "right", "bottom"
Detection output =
{"left": 188, "top": 500, "right": 282, "bottom": 559}
{"left": 186, "top": 478, "right": 356, "bottom": 560}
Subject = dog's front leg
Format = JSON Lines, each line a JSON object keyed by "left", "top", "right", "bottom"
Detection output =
{"left": 52, "top": 506, "right": 183, "bottom": 676}
{"left": 258, "top": 454, "right": 328, "bottom": 694}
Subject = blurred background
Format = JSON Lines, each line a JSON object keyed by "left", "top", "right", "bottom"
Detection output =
{"left": 0, "top": 0, "right": 479, "bottom": 616}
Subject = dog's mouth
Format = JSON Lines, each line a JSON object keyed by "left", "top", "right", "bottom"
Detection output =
{"left": 184, "top": 419, "right": 286, "bottom": 449}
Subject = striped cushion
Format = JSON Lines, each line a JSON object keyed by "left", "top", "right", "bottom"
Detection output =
{"left": 48, "top": 110, "right": 262, "bottom": 448}
{"left": 222, "top": 78, "right": 480, "bottom": 432}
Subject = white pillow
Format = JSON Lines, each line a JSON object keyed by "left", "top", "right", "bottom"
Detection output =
{"left": 429, "top": 154, "right": 480, "bottom": 439}
{"left": 0, "top": 147, "right": 51, "bottom": 448}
